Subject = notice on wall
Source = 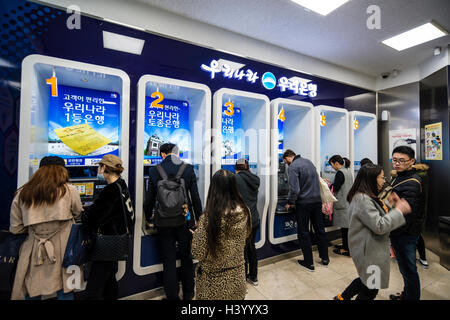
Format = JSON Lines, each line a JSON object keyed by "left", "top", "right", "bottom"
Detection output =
{"left": 425, "top": 122, "right": 443, "bottom": 160}
{"left": 389, "top": 128, "right": 417, "bottom": 159}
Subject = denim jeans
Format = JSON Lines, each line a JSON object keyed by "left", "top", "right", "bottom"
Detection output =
{"left": 390, "top": 234, "right": 421, "bottom": 300}
{"left": 25, "top": 289, "right": 74, "bottom": 300}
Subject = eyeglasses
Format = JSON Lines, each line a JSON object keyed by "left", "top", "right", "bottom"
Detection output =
{"left": 392, "top": 158, "right": 410, "bottom": 164}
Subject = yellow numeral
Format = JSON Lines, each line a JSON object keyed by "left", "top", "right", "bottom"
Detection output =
{"left": 151, "top": 91, "right": 164, "bottom": 108}
{"left": 320, "top": 114, "right": 327, "bottom": 126}
{"left": 46, "top": 76, "right": 58, "bottom": 97}
{"left": 354, "top": 120, "right": 359, "bottom": 130}
{"left": 278, "top": 108, "right": 286, "bottom": 122}
{"left": 224, "top": 101, "right": 234, "bottom": 116}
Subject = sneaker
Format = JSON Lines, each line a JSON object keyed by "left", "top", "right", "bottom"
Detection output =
{"left": 298, "top": 260, "right": 315, "bottom": 272}
{"left": 418, "top": 258, "right": 429, "bottom": 269}
{"left": 333, "top": 293, "right": 344, "bottom": 300}
{"left": 321, "top": 258, "right": 330, "bottom": 266}
{"left": 247, "top": 277, "right": 259, "bottom": 286}
{"left": 389, "top": 293, "right": 402, "bottom": 300}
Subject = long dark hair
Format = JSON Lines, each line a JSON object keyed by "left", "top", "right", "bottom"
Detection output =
{"left": 18, "top": 165, "right": 69, "bottom": 208}
{"left": 347, "top": 164, "right": 382, "bottom": 203}
{"left": 329, "top": 155, "right": 350, "bottom": 168}
{"left": 204, "top": 169, "right": 251, "bottom": 258}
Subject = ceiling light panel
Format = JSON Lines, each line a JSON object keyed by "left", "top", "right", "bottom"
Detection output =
{"left": 290, "top": 0, "right": 350, "bottom": 16}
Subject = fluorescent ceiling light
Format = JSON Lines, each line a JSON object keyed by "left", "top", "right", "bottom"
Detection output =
{"left": 290, "top": 0, "right": 350, "bottom": 16}
{"left": 382, "top": 22, "right": 448, "bottom": 51}
{"left": 102, "top": 31, "right": 145, "bottom": 55}
{"left": 217, "top": 59, "right": 245, "bottom": 70}
{"left": 103, "top": 18, "right": 146, "bottom": 32}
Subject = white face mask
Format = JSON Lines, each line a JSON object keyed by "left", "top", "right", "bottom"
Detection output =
{"left": 97, "top": 173, "right": 105, "bottom": 181}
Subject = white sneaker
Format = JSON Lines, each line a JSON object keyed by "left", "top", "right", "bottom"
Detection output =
{"left": 418, "top": 258, "right": 429, "bottom": 269}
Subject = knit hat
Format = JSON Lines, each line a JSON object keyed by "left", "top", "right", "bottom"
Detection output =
{"left": 39, "top": 156, "right": 66, "bottom": 168}
{"left": 99, "top": 154, "right": 123, "bottom": 169}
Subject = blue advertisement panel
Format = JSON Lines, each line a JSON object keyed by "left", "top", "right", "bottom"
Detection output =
{"left": 48, "top": 85, "right": 120, "bottom": 166}
{"left": 221, "top": 105, "right": 242, "bottom": 170}
{"left": 144, "top": 96, "right": 189, "bottom": 165}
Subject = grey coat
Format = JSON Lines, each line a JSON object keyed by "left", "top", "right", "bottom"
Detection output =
{"left": 333, "top": 167, "right": 353, "bottom": 228}
{"left": 348, "top": 193, "right": 406, "bottom": 289}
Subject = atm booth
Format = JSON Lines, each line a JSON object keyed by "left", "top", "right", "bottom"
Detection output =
{"left": 18, "top": 54, "right": 130, "bottom": 279}
{"left": 316, "top": 105, "right": 349, "bottom": 229}
{"left": 349, "top": 111, "right": 377, "bottom": 173}
{"left": 268, "top": 99, "right": 317, "bottom": 245}
{"left": 212, "top": 88, "right": 270, "bottom": 249}
{"left": 134, "top": 75, "right": 211, "bottom": 276}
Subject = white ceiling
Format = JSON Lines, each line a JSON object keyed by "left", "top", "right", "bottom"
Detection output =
{"left": 135, "top": 0, "right": 450, "bottom": 77}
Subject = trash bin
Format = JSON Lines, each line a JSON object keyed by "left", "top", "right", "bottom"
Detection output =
{"left": 438, "top": 216, "right": 450, "bottom": 271}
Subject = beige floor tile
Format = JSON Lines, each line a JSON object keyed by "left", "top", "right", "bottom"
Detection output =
{"left": 293, "top": 289, "right": 328, "bottom": 300}
{"left": 245, "top": 283, "right": 268, "bottom": 300}
{"left": 255, "top": 268, "right": 313, "bottom": 299}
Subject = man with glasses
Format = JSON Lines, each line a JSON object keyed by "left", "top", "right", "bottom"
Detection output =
{"left": 389, "top": 146, "right": 424, "bottom": 300}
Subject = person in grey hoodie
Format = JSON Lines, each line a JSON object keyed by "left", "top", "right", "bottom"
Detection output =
{"left": 334, "top": 164, "right": 411, "bottom": 300}
{"left": 235, "top": 159, "right": 260, "bottom": 286}
{"left": 283, "top": 150, "right": 329, "bottom": 272}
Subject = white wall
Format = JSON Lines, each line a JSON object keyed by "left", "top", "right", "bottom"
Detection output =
{"left": 376, "top": 45, "right": 450, "bottom": 91}
{"left": 36, "top": 0, "right": 377, "bottom": 90}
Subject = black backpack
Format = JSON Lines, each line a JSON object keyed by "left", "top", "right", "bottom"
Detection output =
{"left": 155, "top": 163, "right": 188, "bottom": 220}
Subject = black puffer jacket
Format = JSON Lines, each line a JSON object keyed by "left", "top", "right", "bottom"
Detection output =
{"left": 389, "top": 168, "right": 424, "bottom": 236}
{"left": 235, "top": 170, "right": 260, "bottom": 228}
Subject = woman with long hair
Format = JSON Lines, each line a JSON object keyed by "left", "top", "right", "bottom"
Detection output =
{"left": 334, "top": 164, "right": 411, "bottom": 300}
{"left": 10, "top": 156, "right": 83, "bottom": 300}
{"left": 80, "top": 154, "right": 133, "bottom": 300}
{"left": 192, "top": 169, "right": 252, "bottom": 300}
{"left": 328, "top": 155, "right": 353, "bottom": 256}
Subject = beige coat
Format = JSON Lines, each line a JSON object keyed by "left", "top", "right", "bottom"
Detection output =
{"left": 10, "top": 184, "right": 83, "bottom": 300}
{"left": 192, "top": 206, "right": 250, "bottom": 300}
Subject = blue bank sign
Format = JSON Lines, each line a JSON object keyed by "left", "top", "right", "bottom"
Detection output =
{"left": 201, "top": 59, "right": 318, "bottom": 98}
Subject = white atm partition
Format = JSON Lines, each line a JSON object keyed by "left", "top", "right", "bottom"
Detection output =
{"left": 316, "top": 105, "right": 350, "bottom": 182}
{"left": 212, "top": 88, "right": 270, "bottom": 249}
{"left": 349, "top": 111, "right": 377, "bottom": 173}
{"left": 135, "top": 75, "right": 211, "bottom": 276}
{"left": 269, "top": 99, "right": 316, "bottom": 245}
{"left": 19, "top": 54, "right": 130, "bottom": 280}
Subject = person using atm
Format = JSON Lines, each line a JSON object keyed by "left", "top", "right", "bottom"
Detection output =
{"left": 144, "top": 143, "right": 203, "bottom": 300}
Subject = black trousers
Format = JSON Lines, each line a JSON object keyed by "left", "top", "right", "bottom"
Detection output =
{"left": 244, "top": 225, "right": 259, "bottom": 279}
{"left": 341, "top": 228, "right": 349, "bottom": 251}
{"left": 342, "top": 278, "right": 379, "bottom": 300}
{"left": 417, "top": 234, "right": 426, "bottom": 261}
{"left": 79, "top": 261, "right": 118, "bottom": 300}
{"left": 157, "top": 225, "right": 194, "bottom": 300}
{"left": 295, "top": 202, "right": 329, "bottom": 265}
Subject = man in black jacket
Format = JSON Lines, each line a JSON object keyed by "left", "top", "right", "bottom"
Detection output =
{"left": 389, "top": 146, "right": 424, "bottom": 300}
{"left": 235, "top": 159, "right": 260, "bottom": 286}
{"left": 144, "top": 143, "right": 202, "bottom": 300}
{"left": 283, "top": 150, "right": 329, "bottom": 272}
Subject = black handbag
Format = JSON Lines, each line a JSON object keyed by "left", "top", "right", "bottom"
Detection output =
{"left": 62, "top": 223, "right": 93, "bottom": 268}
{"left": 0, "top": 231, "right": 27, "bottom": 293}
{"left": 90, "top": 183, "right": 131, "bottom": 262}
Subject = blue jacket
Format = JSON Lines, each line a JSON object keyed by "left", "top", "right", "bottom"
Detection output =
{"left": 144, "top": 155, "right": 202, "bottom": 227}
{"left": 287, "top": 155, "right": 321, "bottom": 205}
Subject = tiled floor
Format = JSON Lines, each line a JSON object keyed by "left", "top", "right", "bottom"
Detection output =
{"left": 245, "top": 247, "right": 450, "bottom": 300}
{"left": 145, "top": 246, "right": 450, "bottom": 300}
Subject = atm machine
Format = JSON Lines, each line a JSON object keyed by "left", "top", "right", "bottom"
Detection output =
{"left": 268, "top": 99, "right": 317, "bottom": 245}
{"left": 134, "top": 75, "right": 211, "bottom": 276}
{"left": 349, "top": 111, "right": 377, "bottom": 174}
{"left": 316, "top": 105, "right": 349, "bottom": 229}
{"left": 212, "top": 88, "right": 270, "bottom": 249}
{"left": 18, "top": 54, "right": 130, "bottom": 279}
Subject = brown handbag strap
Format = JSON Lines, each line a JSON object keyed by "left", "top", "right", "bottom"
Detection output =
{"left": 392, "top": 178, "right": 422, "bottom": 193}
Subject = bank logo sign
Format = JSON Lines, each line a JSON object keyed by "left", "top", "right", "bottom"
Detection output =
{"left": 201, "top": 59, "right": 318, "bottom": 97}
{"left": 261, "top": 72, "right": 276, "bottom": 90}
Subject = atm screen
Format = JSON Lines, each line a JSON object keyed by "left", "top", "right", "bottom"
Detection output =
{"left": 48, "top": 85, "right": 121, "bottom": 166}
{"left": 144, "top": 97, "right": 189, "bottom": 165}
